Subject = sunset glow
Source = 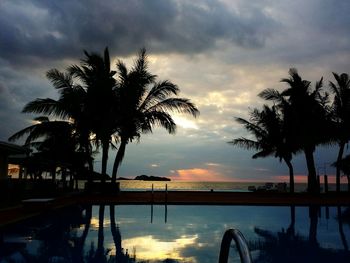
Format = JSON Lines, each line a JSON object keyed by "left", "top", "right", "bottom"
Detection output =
{"left": 169, "top": 168, "right": 229, "bottom": 181}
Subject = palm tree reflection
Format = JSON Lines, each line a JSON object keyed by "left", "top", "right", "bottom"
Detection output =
{"left": 252, "top": 206, "right": 350, "bottom": 263}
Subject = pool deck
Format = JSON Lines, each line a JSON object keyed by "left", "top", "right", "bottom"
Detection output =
{"left": 80, "top": 191, "right": 350, "bottom": 206}
{"left": 1, "top": 191, "right": 349, "bottom": 227}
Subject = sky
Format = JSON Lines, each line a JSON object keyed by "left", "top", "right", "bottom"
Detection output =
{"left": 1, "top": 0, "right": 350, "bottom": 182}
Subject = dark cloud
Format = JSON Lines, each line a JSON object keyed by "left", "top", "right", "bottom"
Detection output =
{"left": 0, "top": 0, "right": 278, "bottom": 66}
{"left": 0, "top": 0, "right": 349, "bottom": 180}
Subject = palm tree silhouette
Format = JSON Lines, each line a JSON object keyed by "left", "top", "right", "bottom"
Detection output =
{"left": 19, "top": 66, "right": 95, "bottom": 175}
{"left": 111, "top": 49, "right": 199, "bottom": 182}
{"left": 69, "top": 48, "right": 118, "bottom": 181}
{"left": 333, "top": 154, "right": 350, "bottom": 192}
{"left": 329, "top": 72, "right": 350, "bottom": 192}
{"left": 9, "top": 117, "right": 87, "bottom": 182}
{"left": 261, "top": 69, "right": 329, "bottom": 193}
{"left": 230, "top": 105, "right": 296, "bottom": 192}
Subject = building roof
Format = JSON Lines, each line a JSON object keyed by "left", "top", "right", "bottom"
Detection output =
{"left": 0, "top": 141, "right": 30, "bottom": 155}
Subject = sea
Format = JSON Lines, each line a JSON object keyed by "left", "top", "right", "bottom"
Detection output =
{"left": 82, "top": 180, "right": 345, "bottom": 192}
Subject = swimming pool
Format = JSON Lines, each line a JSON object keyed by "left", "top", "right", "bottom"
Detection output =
{"left": 1, "top": 205, "right": 349, "bottom": 262}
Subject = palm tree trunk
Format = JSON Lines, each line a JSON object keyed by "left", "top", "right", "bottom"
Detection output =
{"left": 101, "top": 139, "right": 109, "bottom": 183}
{"left": 284, "top": 157, "right": 294, "bottom": 193}
{"left": 111, "top": 137, "right": 127, "bottom": 183}
{"left": 337, "top": 206, "right": 349, "bottom": 251}
{"left": 336, "top": 142, "right": 345, "bottom": 193}
{"left": 110, "top": 205, "right": 123, "bottom": 260}
{"left": 308, "top": 205, "right": 318, "bottom": 247}
{"left": 74, "top": 205, "right": 92, "bottom": 262}
{"left": 287, "top": 205, "right": 295, "bottom": 237}
{"left": 304, "top": 148, "right": 318, "bottom": 194}
{"left": 97, "top": 205, "right": 105, "bottom": 255}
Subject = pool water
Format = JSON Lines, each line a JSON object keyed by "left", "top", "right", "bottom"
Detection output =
{"left": 1, "top": 205, "right": 349, "bottom": 262}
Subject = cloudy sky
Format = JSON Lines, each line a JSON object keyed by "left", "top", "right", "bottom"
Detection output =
{"left": 1, "top": 0, "right": 350, "bottom": 182}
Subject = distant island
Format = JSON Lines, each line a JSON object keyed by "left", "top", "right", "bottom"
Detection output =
{"left": 117, "top": 175, "right": 171, "bottom": 181}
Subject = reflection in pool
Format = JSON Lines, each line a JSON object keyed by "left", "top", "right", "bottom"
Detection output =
{"left": 1, "top": 205, "right": 349, "bottom": 262}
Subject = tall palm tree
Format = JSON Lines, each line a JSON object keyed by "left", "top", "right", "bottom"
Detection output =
{"left": 329, "top": 72, "right": 350, "bottom": 192}
{"left": 230, "top": 104, "right": 296, "bottom": 192}
{"left": 280, "top": 69, "right": 330, "bottom": 193}
{"left": 69, "top": 48, "right": 118, "bottom": 181}
{"left": 23, "top": 48, "right": 118, "bottom": 181}
{"left": 261, "top": 69, "right": 330, "bottom": 193}
{"left": 110, "top": 49, "right": 199, "bottom": 182}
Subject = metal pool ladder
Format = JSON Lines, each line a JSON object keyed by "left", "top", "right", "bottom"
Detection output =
{"left": 218, "top": 229, "right": 253, "bottom": 263}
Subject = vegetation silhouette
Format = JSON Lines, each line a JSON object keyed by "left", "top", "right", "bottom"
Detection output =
{"left": 111, "top": 48, "right": 199, "bottom": 182}
{"left": 251, "top": 206, "right": 350, "bottom": 263}
{"left": 68, "top": 48, "right": 118, "bottom": 181}
{"left": 328, "top": 73, "right": 350, "bottom": 192}
{"left": 334, "top": 154, "right": 350, "bottom": 191}
{"left": 9, "top": 116, "right": 90, "bottom": 184}
{"left": 10, "top": 47, "right": 199, "bottom": 184}
{"left": 232, "top": 68, "right": 350, "bottom": 193}
{"left": 229, "top": 104, "right": 297, "bottom": 192}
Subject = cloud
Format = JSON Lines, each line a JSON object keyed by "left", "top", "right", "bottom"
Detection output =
{"left": 0, "top": 0, "right": 349, "bottom": 181}
{"left": 170, "top": 167, "right": 229, "bottom": 181}
{"left": 0, "top": 0, "right": 278, "bottom": 66}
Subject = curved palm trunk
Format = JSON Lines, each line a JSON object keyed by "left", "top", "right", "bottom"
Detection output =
{"left": 284, "top": 157, "right": 294, "bottom": 193}
{"left": 101, "top": 139, "right": 109, "bottom": 183}
{"left": 336, "top": 142, "right": 345, "bottom": 193}
{"left": 304, "top": 147, "right": 318, "bottom": 194}
{"left": 110, "top": 205, "right": 123, "bottom": 260}
{"left": 111, "top": 137, "right": 127, "bottom": 183}
{"left": 74, "top": 205, "right": 92, "bottom": 262}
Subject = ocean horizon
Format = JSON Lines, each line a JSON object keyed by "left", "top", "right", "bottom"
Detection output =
{"left": 80, "top": 180, "right": 347, "bottom": 192}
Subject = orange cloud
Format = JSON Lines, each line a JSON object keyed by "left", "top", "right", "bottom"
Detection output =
{"left": 168, "top": 168, "right": 228, "bottom": 182}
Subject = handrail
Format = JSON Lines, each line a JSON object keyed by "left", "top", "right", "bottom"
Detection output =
{"left": 218, "top": 229, "right": 253, "bottom": 263}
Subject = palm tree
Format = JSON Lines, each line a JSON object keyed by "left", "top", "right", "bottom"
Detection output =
{"left": 8, "top": 117, "right": 86, "bottom": 181}
{"left": 230, "top": 104, "right": 296, "bottom": 192}
{"left": 110, "top": 49, "right": 199, "bottom": 182}
{"left": 68, "top": 48, "right": 118, "bottom": 181}
{"left": 280, "top": 69, "right": 331, "bottom": 193}
{"left": 23, "top": 48, "right": 118, "bottom": 181}
{"left": 261, "top": 69, "right": 330, "bottom": 193}
{"left": 20, "top": 67, "right": 95, "bottom": 174}
{"left": 333, "top": 154, "right": 350, "bottom": 192}
{"left": 329, "top": 72, "right": 350, "bottom": 192}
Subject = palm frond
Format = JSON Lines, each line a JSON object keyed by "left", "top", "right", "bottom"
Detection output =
{"left": 139, "top": 81, "right": 179, "bottom": 110}
{"left": 234, "top": 117, "right": 266, "bottom": 139}
{"left": 145, "top": 98, "right": 199, "bottom": 117}
{"left": 22, "top": 98, "right": 70, "bottom": 119}
{"left": 8, "top": 124, "right": 39, "bottom": 142}
{"left": 229, "top": 138, "right": 260, "bottom": 150}
{"left": 46, "top": 69, "right": 73, "bottom": 92}
{"left": 252, "top": 149, "right": 274, "bottom": 159}
{"left": 258, "top": 88, "right": 283, "bottom": 102}
{"left": 141, "top": 111, "right": 177, "bottom": 134}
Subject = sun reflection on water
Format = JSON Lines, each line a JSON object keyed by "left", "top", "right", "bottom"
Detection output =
{"left": 122, "top": 234, "right": 198, "bottom": 262}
